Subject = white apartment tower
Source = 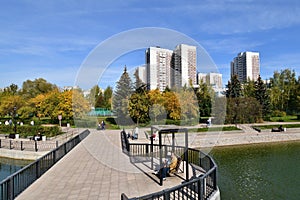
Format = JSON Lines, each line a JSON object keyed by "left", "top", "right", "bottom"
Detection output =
{"left": 146, "top": 47, "right": 173, "bottom": 91}
{"left": 197, "top": 72, "right": 223, "bottom": 88}
{"left": 136, "top": 66, "right": 146, "bottom": 84}
{"left": 231, "top": 51, "right": 260, "bottom": 82}
{"left": 207, "top": 73, "right": 222, "bottom": 89}
{"left": 172, "top": 44, "right": 197, "bottom": 88}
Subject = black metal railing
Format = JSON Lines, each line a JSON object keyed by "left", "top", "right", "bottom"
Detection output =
{"left": 120, "top": 140, "right": 218, "bottom": 200}
{"left": 0, "top": 129, "right": 90, "bottom": 200}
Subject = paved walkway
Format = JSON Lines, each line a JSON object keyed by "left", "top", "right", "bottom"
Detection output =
{"left": 16, "top": 129, "right": 183, "bottom": 200}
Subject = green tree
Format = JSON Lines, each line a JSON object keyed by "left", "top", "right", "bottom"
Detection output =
{"left": 270, "top": 69, "right": 297, "bottom": 114}
{"left": 288, "top": 76, "right": 300, "bottom": 115}
{"left": 243, "top": 78, "right": 255, "bottom": 98}
{"left": 225, "top": 75, "right": 242, "bottom": 98}
{"left": 112, "top": 67, "right": 134, "bottom": 125}
{"left": 21, "top": 78, "right": 57, "bottom": 99}
{"left": 255, "top": 75, "right": 271, "bottom": 119}
{"left": 128, "top": 85, "right": 149, "bottom": 124}
{"left": 226, "top": 97, "right": 262, "bottom": 124}
{"left": 196, "top": 80, "right": 213, "bottom": 117}
{"left": 87, "top": 85, "right": 101, "bottom": 107}
{"left": 2, "top": 84, "right": 19, "bottom": 96}
{"left": 103, "top": 86, "right": 113, "bottom": 109}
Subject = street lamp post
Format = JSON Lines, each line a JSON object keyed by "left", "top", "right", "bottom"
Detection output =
{"left": 13, "top": 106, "right": 17, "bottom": 134}
{"left": 9, "top": 107, "right": 17, "bottom": 139}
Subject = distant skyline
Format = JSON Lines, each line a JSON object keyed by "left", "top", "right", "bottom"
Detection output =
{"left": 1, "top": 0, "right": 300, "bottom": 90}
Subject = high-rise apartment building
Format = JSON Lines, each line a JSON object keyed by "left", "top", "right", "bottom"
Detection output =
{"left": 146, "top": 47, "right": 173, "bottom": 91}
{"left": 197, "top": 72, "right": 223, "bottom": 88}
{"left": 145, "top": 44, "right": 197, "bottom": 91}
{"left": 172, "top": 44, "right": 197, "bottom": 88}
{"left": 231, "top": 51, "right": 260, "bottom": 82}
{"left": 136, "top": 66, "right": 146, "bottom": 84}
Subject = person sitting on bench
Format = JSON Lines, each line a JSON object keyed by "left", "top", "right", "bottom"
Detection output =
{"left": 156, "top": 152, "right": 178, "bottom": 180}
{"left": 169, "top": 152, "right": 178, "bottom": 173}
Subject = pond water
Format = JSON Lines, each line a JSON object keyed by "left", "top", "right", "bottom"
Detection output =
{"left": 0, "top": 157, "right": 32, "bottom": 182}
{"left": 210, "top": 141, "right": 300, "bottom": 200}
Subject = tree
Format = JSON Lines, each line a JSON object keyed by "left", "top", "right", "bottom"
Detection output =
{"left": 288, "top": 76, "right": 300, "bottom": 115}
{"left": 225, "top": 75, "right": 242, "bottom": 98}
{"left": 177, "top": 87, "right": 199, "bottom": 123}
{"left": 2, "top": 84, "right": 19, "bottom": 96}
{"left": 30, "top": 94, "right": 47, "bottom": 119}
{"left": 0, "top": 95, "right": 24, "bottom": 117}
{"left": 255, "top": 75, "right": 271, "bottom": 119}
{"left": 163, "top": 91, "right": 180, "bottom": 120}
{"left": 103, "top": 86, "right": 113, "bottom": 109}
{"left": 87, "top": 85, "right": 101, "bottom": 107}
{"left": 128, "top": 87, "right": 150, "bottom": 125}
{"left": 71, "top": 90, "right": 90, "bottom": 118}
{"left": 148, "top": 89, "right": 166, "bottom": 123}
{"left": 269, "top": 69, "right": 297, "bottom": 114}
{"left": 112, "top": 66, "right": 134, "bottom": 125}
{"left": 21, "top": 78, "right": 57, "bottom": 99}
{"left": 226, "top": 97, "right": 262, "bottom": 124}
{"left": 243, "top": 78, "right": 255, "bottom": 98}
{"left": 196, "top": 81, "right": 213, "bottom": 117}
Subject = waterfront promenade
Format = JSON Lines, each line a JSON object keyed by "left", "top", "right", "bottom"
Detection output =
{"left": 16, "top": 128, "right": 183, "bottom": 200}
{"left": 16, "top": 122, "right": 300, "bottom": 199}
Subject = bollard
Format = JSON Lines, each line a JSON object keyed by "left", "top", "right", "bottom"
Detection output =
{"left": 21, "top": 141, "right": 24, "bottom": 151}
{"left": 10, "top": 140, "right": 13, "bottom": 149}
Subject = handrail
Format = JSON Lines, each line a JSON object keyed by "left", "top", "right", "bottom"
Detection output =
{"left": 121, "top": 139, "right": 218, "bottom": 200}
{"left": 0, "top": 129, "right": 90, "bottom": 200}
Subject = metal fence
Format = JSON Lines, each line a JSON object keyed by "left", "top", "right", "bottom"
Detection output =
{"left": 0, "top": 129, "right": 79, "bottom": 152}
{"left": 0, "top": 129, "right": 90, "bottom": 200}
{"left": 120, "top": 131, "right": 218, "bottom": 200}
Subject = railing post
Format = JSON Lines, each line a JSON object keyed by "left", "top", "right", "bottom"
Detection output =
{"left": 56, "top": 141, "right": 59, "bottom": 148}
{"left": 198, "top": 178, "right": 202, "bottom": 200}
{"left": 9, "top": 140, "right": 12, "bottom": 149}
{"left": 0, "top": 139, "right": 1, "bottom": 148}
{"left": 36, "top": 160, "right": 40, "bottom": 179}
{"left": 8, "top": 177, "right": 14, "bottom": 200}
{"left": 21, "top": 141, "right": 23, "bottom": 151}
{"left": 35, "top": 140, "right": 38, "bottom": 152}
{"left": 163, "top": 189, "right": 170, "bottom": 200}
{"left": 213, "top": 168, "right": 217, "bottom": 190}
{"left": 150, "top": 136, "right": 154, "bottom": 170}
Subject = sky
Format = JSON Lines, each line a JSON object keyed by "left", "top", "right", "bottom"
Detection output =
{"left": 1, "top": 0, "right": 300, "bottom": 90}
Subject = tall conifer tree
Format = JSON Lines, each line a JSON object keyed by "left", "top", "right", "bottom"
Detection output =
{"left": 112, "top": 66, "right": 133, "bottom": 124}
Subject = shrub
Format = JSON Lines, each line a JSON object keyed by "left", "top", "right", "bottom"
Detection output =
{"left": 0, "top": 124, "right": 63, "bottom": 138}
{"left": 272, "top": 110, "right": 286, "bottom": 117}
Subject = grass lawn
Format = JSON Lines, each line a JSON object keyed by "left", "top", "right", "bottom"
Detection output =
{"left": 269, "top": 115, "right": 300, "bottom": 122}
{"left": 188, "top": 126, "right": 240, "bottom": 132}
{"left": 254, "top": 123, "right": 300, "bottom": 130}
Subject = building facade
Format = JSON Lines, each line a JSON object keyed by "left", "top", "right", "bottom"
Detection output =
{"left": 136, "top": 66, "right": 146, "bottom": 84}
{"left": 231, "top": 51, "right": 260, "bottom": 82}
{"left": 172, "top": 44, "right": 197, "bottom": 88}
{"left": 146, "top": 47, "right": 173, "bottom": 91}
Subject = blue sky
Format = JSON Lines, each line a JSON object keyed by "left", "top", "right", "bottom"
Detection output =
{"left": 1, "top": 0, "right": 300, "bottom": 90}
